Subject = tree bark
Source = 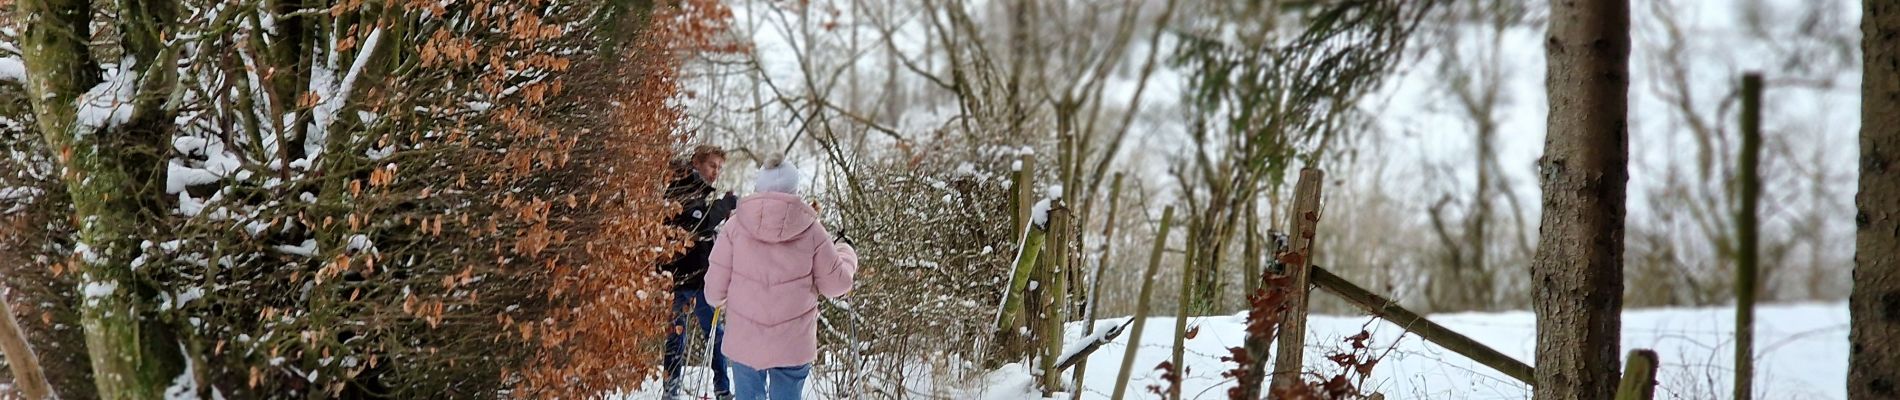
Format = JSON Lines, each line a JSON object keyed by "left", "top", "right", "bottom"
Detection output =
{"left": 1850, "top": 0, "right": 1900, "bottom": 397}
{"left": 17, "top": 0, "right": 187, "bottom": 397}
{"left": 1534, "top": 0, "right": 1629, "bottom": 398}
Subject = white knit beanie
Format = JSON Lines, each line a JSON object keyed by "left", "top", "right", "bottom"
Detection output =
{"left": 752, "top": 157, "right": 802, "bottom": 195}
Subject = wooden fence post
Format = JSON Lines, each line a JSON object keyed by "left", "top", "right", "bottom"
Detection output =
{"left": 1614, "top": 349, "right": 1659, "bottom": 400}
{"left": 1013, "top": 154, "right": 1035, "bottom": 237}
{"left": 1170, "top": 215, "right": 1195, "bottom": 400}
{"left": 991, "top": 156, "right": 1042, "bottom": 368}
{"left": 1270, "top": 168, "right": 1325, "bottom": 390}
{"left": 1039, "top": 200, "right": 1071, "bottom": 395}
{"left": 1109, "top": 206, "right": 1174, "bottom": 400}
{"left": 1735, "top": 72, "right": 1763, "bottom": 400}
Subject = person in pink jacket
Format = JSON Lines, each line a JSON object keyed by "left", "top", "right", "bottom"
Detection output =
{"left": 704, "top": 158, "right": 858, "bottom": 400}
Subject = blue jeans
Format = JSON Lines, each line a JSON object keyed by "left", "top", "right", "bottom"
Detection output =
{"left": 664, "top": 290, "right": 730, "bottom": 397}
{"left": 730, "top": 361, "right": 810, "bottom": 400}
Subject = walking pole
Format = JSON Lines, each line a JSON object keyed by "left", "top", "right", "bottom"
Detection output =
{"left": 828, "top": 231, "right": 862, "bottom": 399}
{"left": 702, "top": 307, "right": 724, "bottom": 399}
{"left": 825, "top": 297, "right": 861, "bottom": 399}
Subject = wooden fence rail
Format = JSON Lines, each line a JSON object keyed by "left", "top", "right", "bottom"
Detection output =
{"left": 1308, "top": 265, "right": 1537, "bottom": 385}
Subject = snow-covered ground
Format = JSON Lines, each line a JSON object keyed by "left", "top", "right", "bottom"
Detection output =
{"left": 626, "top": 302, "right": 1848, "bottom": 399}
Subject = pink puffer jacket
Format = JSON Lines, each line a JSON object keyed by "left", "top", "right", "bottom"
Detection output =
{"left": 704, "top": 191, "right": 858, "bottom": 369}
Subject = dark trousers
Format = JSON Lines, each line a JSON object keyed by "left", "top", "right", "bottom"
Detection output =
{"left": 664, "top": 290, "right": 730, "bottom": 397}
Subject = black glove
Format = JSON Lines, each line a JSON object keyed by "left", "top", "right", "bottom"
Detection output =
{"left": 833, "top": 228, "right": 854, "bottom": 246}
{"left": 704, "top": 192, "right": 738, "bottom": 227}
{"left": 718, "top": 192, "right": 738, "bottom": 210}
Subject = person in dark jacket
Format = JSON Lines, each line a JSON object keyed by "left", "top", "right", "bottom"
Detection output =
{"left": 662, "top": 145, "right": 738, "bottom": 400}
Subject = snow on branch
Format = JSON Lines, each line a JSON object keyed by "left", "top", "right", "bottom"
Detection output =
{"left": 338, "top": 28, "right": 383, "bottom": 100}
{"left": 1, "top": 28, "right": 18, "bottom": 55}
{"left": 308, "top": 28, "right": 385, "bottom": 156}
{"left": 73, "top": 59, "right": 142, "bottom": 136}
{"left": 0, "top": 57, "right": 22, "bottom": 83}
{"left": 0, "top": 26, "right": 23, "bottom": 82}
{"left": 1056, "top": 319, "right": 1129, "bottom": 370}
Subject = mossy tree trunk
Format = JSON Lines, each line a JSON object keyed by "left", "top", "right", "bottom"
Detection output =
{"left": 16, "top": 0, "right": 186, "bottom": 397}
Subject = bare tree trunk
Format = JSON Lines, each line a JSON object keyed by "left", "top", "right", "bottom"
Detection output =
{"left": 1850, "top": 0, "right": 1900, "bottom": 397}
{"left": 1533, "top": 0, "right": 1629, "bottom": 398}
{"left": 1, "top": 287, "right": 54, "bottom": 399}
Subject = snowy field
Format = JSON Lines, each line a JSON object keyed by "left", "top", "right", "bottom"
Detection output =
{"left": 624, "top": 302, "right": 1848, "bottom": 399}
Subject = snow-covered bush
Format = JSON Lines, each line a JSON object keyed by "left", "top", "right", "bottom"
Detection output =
{"left": 810, "top": 147, "right": 1023, "bottom": 396}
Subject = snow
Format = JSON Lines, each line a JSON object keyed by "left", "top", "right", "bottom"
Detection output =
{"left": 166, "top": 162, "right": 220, "bottom": 194}
{"left": 339, "top": 29, "right": 383, "bottom": 98}
{"left": 306, "top": 65, "right": 337, "bottom": 157}
{"left": 619, "top": 302, "right": 1847, "bottom": 399}
{"left": 300, "top": 28, "right": 384, "bottom": 159}
{"left": 970, "top": 363, "right": 1041, "bottom": 400}
{"left": 172, "top": 136, "right": 209, "bottom": 154}
{"left": 175, "top": 190, "right": 223, "bottom": 217}
{"left": 174, "top": 287, "right": 205, "bottom": 307}
{"left": 74, "top": 58, "right": 142, "bottom": 136}
{"left": 305, "top": 27, "right": 385, "bottom": 154}
{"left": 955, "top": 162, "right": 981, "bottom": 177}
{"left": 1030, "top": 198, "right": 1053, "bottom": 227}
{"left": 345, "top": 234, "right": 376, "bottom": 254}
{"left": 274, "top": 239, "right": 318, "bottom": 257}
{"left": 366, "top": 146, "right": 394, "bottom": 161}
{"left": 1057, "top": 320, "right": 1126, "bottom": 365}
{"left": 74, "top": 243, "right": 102, "bottom": 265}
{"left": 81, "top": 280, "right": 118, "bottom": 299}
{"left": 166, "top": 136, "right": 249, "bottom": 194}
{"left": 164, "top": 342, "right": 201, "bottom": 399}
{"left": 257, "top": 9, "right": 279, "bottom": 36}
{"left": 0, "top": 186, "right": 42, "bottom": 202}
{"left": 1051, "top": 302, "right": 1848, "bottom": 399}
{"left": 0, "top": 56, "right": 24, "bottom": 83}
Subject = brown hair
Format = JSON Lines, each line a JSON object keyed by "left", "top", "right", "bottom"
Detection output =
{"left": 689, "top": 144, "right": 726, "bottom": 164}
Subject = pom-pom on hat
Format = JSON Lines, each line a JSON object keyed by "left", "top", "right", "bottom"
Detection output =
{"left": 753, "top": 156, "right": 803, "bottom": 195}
